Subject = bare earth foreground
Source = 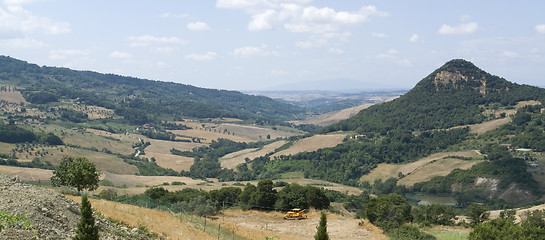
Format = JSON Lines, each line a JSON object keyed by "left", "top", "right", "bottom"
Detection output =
{"left": 67, "top": 196, "right": 388, "bottom": 240}
{"left": 0, "top": 174, "right": 150, "bottom": 240}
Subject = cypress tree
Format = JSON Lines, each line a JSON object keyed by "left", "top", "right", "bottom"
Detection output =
{"left": 314, "top": 211, "right": 329, "bottom": 240}
{"left": 73, "top": 194, "right": 99, "bottom": 240}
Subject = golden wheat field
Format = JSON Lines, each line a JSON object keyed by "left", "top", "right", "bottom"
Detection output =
{"left": 220, "top": 140, "right": 287, "bottom": 169}
{"left": 67, "top": 195, "right": 387, "bottom": 240}
{"left": 361, "top": 151, "right": 483, "bottom": 186}
{"left": 271, "top": 134, "right": 346, "bottom": 158}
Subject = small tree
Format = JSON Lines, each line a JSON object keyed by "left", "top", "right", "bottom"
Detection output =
{"left": 51, "top": 156, "right": 100, "bottom": 192}
{"left": 73, "top": 193, "right": 99, "bottom": 240}
{"left": 467, "top": 203, "right": 489, "bottom": 227}
{"left": 314, "top": 211, "right": 329, "bottom": 240}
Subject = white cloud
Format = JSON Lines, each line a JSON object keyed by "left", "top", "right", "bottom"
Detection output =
{"left": 409, "top": 34, "right": 420, "bottom": 43}
{"left": 249, "top": 9, "right": 276, "bottom": 31}
{"left": 283, "top": 5, "right": 387, "bottom": 33}
{"left": 185, "top": 51, "right": 217, "bottom": 61}
{"left": 216, "top": 0, "right": 275, "bottom": 14}
{"left": 0, "top": 4, "right": 70, "bottom": 35}
{"left": 110, "top": 51, "right": 132, "bottom": 59}
{"left": 217, "top": 1, "right": 388, "bottom": 33}
{"left": 187, "top": 22, "right": 211, "bottom": 31}
{"left": 372, "top": 32, "right": 389, "bottom": 38}
{"left": 536, "top": 24, "right": 545, "bottom": 34}
{"left": 127, "top": 35, "right": 189, "bottom": 47}
{"left": 328, "top": 47, "right": 343, "bottom": 54}
{"left": 233, "top": 46, "right": 271, "bottom": 57}
{"left": 438, "top": 22, "right": 478, "bottom": 35}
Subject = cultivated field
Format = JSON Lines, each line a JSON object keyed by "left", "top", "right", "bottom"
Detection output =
{"left": 0, "top": 90, "right": 28, "bottom": 104}
{"left": 361, "top": 151, "right": 484, "bottom": 186}
{"left": 272, "top": 133, "right": 346, "bottom": 158}
{"left": 220, "top": 140, "right": 288, "bottom": 169}
{"left": 172, "top": 119, "right": 301, "bottom": 143}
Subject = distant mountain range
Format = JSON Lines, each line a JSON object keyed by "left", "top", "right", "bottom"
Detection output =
{"left": 266, "top": 78, "right": 407, "bottom": 92}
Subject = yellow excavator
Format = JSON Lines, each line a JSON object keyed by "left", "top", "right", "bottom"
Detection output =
{"left": 284, "top": 208, "right": 307, "bottom": 220}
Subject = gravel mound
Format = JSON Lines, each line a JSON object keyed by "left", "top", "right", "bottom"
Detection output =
{"left": 0, "top": 174, "right": 151, "bottom": 239}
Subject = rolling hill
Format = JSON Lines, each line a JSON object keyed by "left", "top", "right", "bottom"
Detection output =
{"left": 0, "top": 56, "right": 306, "bottom": 123}
{"left": 323, "top": 59, "right": 545, "bottom": 133}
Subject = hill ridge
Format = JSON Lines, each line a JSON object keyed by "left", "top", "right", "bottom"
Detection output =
{"left": 324, "top": 59, "right": 545, "bottom": 133}
{"left": 0, "top": 56, "right": 306, "bottom": 122}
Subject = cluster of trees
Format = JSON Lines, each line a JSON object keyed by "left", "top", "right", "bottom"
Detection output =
{"left": 138, "top": 129, "right": 177, "bottom": 141}
{"left": 364, "top": 194, "right": 454, "bottom": 240}
{"left": 412, "top": 144, "right": 538, "bottom": 206}
{"left": 0, "top": 123, "right": 63, "bottom": 145}
{"left": 127, "top": 179, "right": 330, "bottom": 216}
{"left": 507, "top": 105, "right": 545, "bottom": 151}
{"left": 245, "top": 128, "right": 469, "bottom": 186}
{"left": 239, "top": 180, "right": 330, "bottom": 210}
{"left": 469, "top": 209, "right": 545, "bottom": 239}
{"left": 57, "top": 108, "right": 88, "bottom": 123}
{"left": 24, "top": 91, "right": 58, "bottom": 104}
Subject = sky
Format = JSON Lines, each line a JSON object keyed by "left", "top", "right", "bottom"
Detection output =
{"left": 0, "top": 0, "right": 544, "bottom": 91}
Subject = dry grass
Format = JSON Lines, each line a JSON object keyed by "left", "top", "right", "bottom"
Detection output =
{"left": 69, "top": 104, "right": 114, "bottom": 119}
{"left": 489, "top": 203, "right": 545, "bottom": 223}
{"left": 398, "top": 157, "right": 482, "bottom": 186}
{"left": 138, "top": 136, "right": 204, "bottom": 171}
{"left": 39, "top": 147, "right": 139, "bottom": 175}
{"left": 220, "top": 140, "right": 287, "bottom": 169}
{"left": 468, "top": 118, "right": 511, "bottom": 135}
{"left": 0, "top": 91, "right": 28, "bottom": 104}
{"left": 272, "top": 134, "right": 346, "bottom": 158}
{"left": 67, "top": 196, "right": 215, "bottom": 240}
{"left": 63, "top": 128, "right": 136, "bottom": 155}
{"left": 0, "top": 165, "right": 53, "bottom": 182}
{"left": 361, "top": 151, "right": 483, "bottom": 186}
{"left": 66, "top": 196, "right": 387, "bottom": 240}
{"left": 220, "top": 209, "right": 387, "bottom": 240}
{"left": 171, "top": 119, "right": 301, "bottom": 143}
{"left": 169, "top": 128, "right": 252, "bottom": 143}
{"left": 217, "top": 123, "right": 301, "bottom": 141}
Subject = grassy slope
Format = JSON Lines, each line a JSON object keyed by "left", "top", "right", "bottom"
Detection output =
{"left": 361, "top": 151, "right": 484, "bottom": 186}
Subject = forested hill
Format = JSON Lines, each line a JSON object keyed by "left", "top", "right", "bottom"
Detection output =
{"left": 0, "top": 56, "right": 305, "bottom": 123}
{"left": 323, "top": 59, "right": 545, "bottom": 133}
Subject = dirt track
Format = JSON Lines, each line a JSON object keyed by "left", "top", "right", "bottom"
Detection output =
{"left": 220, "top": 209, "right": 387, "bottom": 240}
